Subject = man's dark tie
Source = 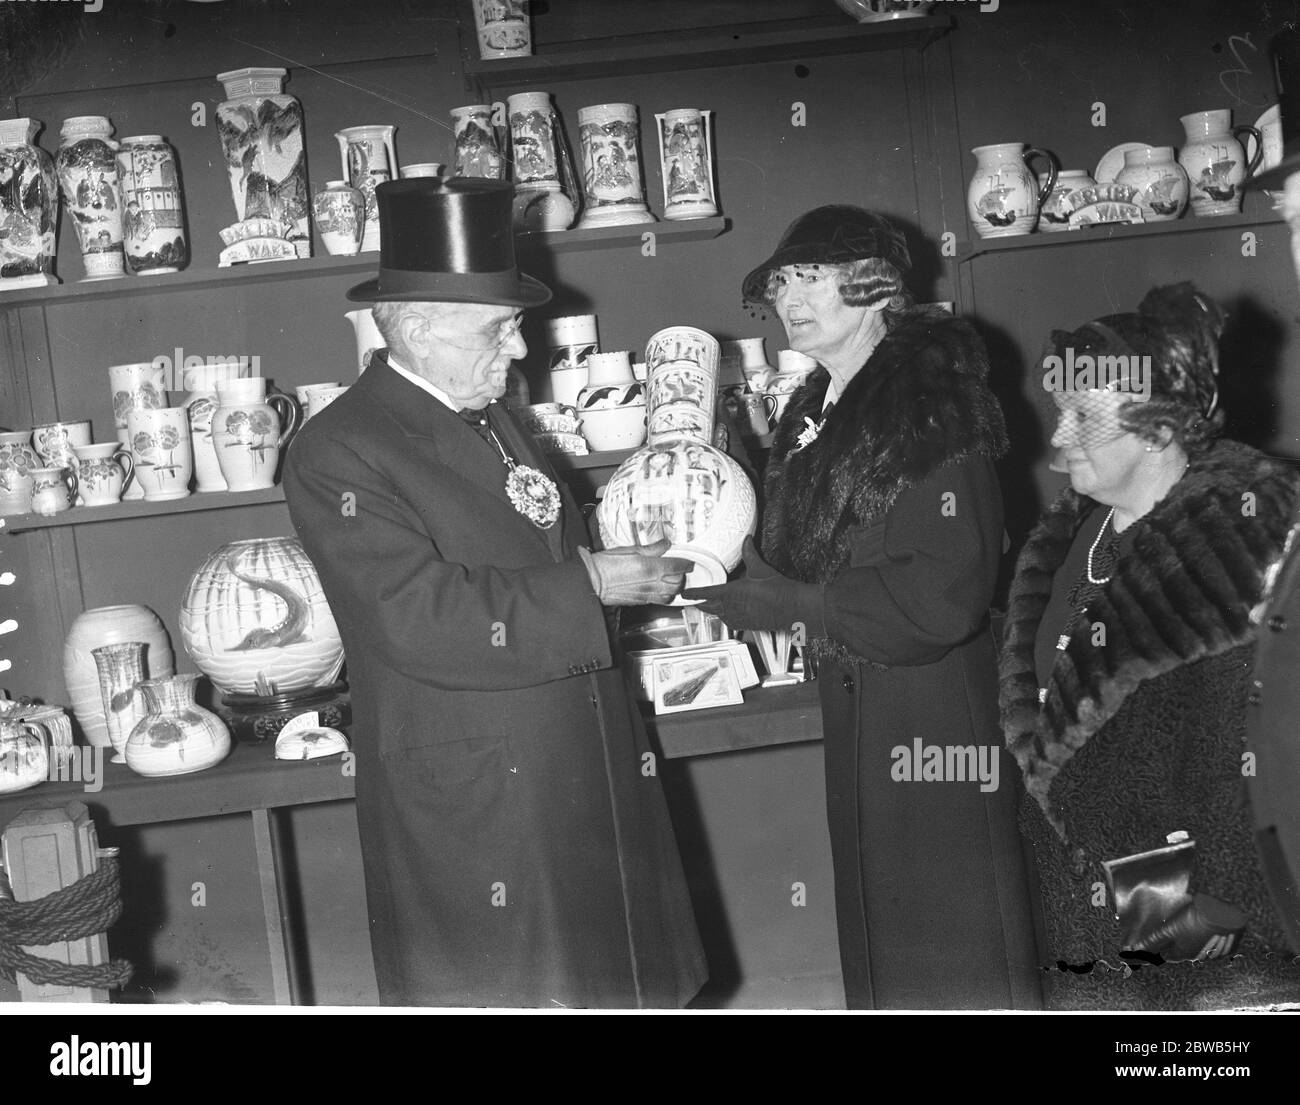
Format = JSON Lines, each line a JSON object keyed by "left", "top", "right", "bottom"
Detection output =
{"left": 457, "top": 404, "right": 496, "bottom": 447}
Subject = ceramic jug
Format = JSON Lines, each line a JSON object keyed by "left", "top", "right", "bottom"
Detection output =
{"left": 1116, "top": 146, "right": 1189, "bottom": 222}
{"left": 1178, "top": 110, "right": 1262, "bottom": 216}
{"left": 0, "top": 430, "right": 41, "bottom": 513}
{"left": 210, "top": 377, "right": 299, "bottom": 492}
{"left": 967, "top": 142, "right": 1059, "bottom": 238}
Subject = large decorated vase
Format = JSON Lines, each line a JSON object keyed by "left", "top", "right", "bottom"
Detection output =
{"left": 179, "top": 536, "right": 344, "bottom": 696}
{"left": 596, "top": 326, "right": 756, "bottom": 599}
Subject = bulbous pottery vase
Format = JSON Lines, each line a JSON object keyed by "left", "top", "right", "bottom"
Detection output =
{"left": 577, "top": 351, "right": 646, "bottom": 451}
{"left": 596, "top": 326, "right": 757, "bottom": 599}
{"left": 1038, "top": 169, "right": 1096, "bottom": 232}
{"left": 0, "top": 117, "right": 58, "bottom": 285}
{"left": 124, "top": 674, "right": 231, "bottom": 777}
{"left": 312, "top": 180, "right": 364, "bottom": 256}
{"left": 63, "top": 604, "right": 174, "bottom": 749}
{"left": 179, "top": 536, "right": 345, "bottom": 696}
{"left": 1116, "top": 146, "right": 1189, "bottom": 222}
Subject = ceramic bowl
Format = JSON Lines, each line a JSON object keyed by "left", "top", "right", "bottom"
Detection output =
{"left": 580, "top": 404, "right": 647, "bottom": 451}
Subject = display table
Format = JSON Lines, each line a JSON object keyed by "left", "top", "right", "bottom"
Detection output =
{"left": 0, "top": 680, "right": 824, "bottom": 1005}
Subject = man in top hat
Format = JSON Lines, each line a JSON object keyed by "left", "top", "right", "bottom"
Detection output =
{"left": 283, "top": 177, "right": 707, "bottom": 1007}
{"left": 1241, "top": 25, "right": 1300, "bottom": 954}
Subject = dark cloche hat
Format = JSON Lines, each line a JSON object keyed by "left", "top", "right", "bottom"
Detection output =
{"left": 741, "top": 205, "right": 912, "bottom": 303}
{"left": 347, "top": 177, "right": 552, "bottom": 307}
{"left": 1248, "top": 27, "right": 1300, "bottom": 191}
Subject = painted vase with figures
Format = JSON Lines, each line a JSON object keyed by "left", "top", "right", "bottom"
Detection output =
{"left": 0, "top": 117, "right": 59, "bottom": 286}
{"left": 312, "top": 180, "right": 364, "bottom": 256}
{"left": 215, "top": 67, "right": 310, "bottom": 257}
{"left": 336, "top": 126, "right": 397, "bottom": 253}
{"left": 596, "top": 326, "right": 757, "bottom": 597}
{"left": 576, "top": 103, "right": 655, "bottom": 228}
{"left": 179, "top": 536, "right": 345, "bottom": 697}
{"left": 115, "top": 135, "right": 188, "bottom": 274}
{"left": 451, "top": 105, "right": 505, "bottom": 181}
{"left": 56, "top": 116, "right": 125, "bottom": 279}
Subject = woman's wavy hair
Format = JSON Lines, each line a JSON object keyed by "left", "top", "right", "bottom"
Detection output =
{"left": 1044, "top": 282, "right": 1227, "bottom": 455}
{"left": 756, "top": 257, "right": 915, "bottom": 330}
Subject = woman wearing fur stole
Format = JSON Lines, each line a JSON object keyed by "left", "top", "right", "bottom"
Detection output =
{"left": 686, "top": 206, "right": 1040, "bottom": 1009}
{"left": 1000, "top": 283, "right": 1300, "bottom": 1009}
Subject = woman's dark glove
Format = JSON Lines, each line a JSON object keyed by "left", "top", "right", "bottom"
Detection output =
{"left": 683, "top": 536, "right": 827, "bottom": 635}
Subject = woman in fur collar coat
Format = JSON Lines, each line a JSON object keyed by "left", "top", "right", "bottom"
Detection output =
{"left": 687, "top": 206, "right": 1041, "bottom": 1009}
{"left": 1000, "top": 284, "right": 1300, "bottom": 1009}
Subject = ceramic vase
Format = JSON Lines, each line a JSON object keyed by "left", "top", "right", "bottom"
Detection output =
{"left": 210, "top": 377, "right": 298, "bottom": 492}
{"left": 450, "top": 105, "right": 505, "bottom": 181}
{"left": 472, "top": 0, "right": 532, "bottom": 59}
{"left": 91, "top": 641, "right": 149, "bottom": 763}
{"left": 215, "top": 67, "right": 310, "bottom": 257}
{"left": 545, "top": 314, "right": 596, "bottom": 406}
{"left": 508, "top": 91, "right": 576, "bottom": 232}
{"left": 109, "top": 361, "right": 166, "bottom": 500}
{"left": 115, "top": 135, "right": 188, "bottom": 274}
{"left": 576, "top": 103, "right": 656, "bottom": 228}
{"left": 124, "top": 674, "right": 231, "bottom": 778}
{"left": 336, "top": 125, "right": 397, "bottom": 253}
{"left": 1178, "top": 110, "right": 1262, "bottom": 217}
{"left": 655, "top": 108, "right": 718, "bottom": 220}
{"left": 577, "top": 351, "right": 646, "bottom": 452}
{"left": 312, "top": 180, "right": 364, "bottom": 256}
{"left": 727, "top": 337, "right": 777, "bottom": 392}
{"left": 967, "top": 142, "right": 1059, "bottom": 238}
{"left": 399, "top": 163, "right": 443, "bottom": 179}
{"left": 597, "top": 326, "right": 757, "bottom": 597}
{"left": 55, "top": 116, "right": 125, "bottom": 280}
{"left": 0, "top": 430, "right": 40, "bottom": 514}
{"left": 1116, "top": 146, "right": 1189, "bottom": 222}
{"left": 127, "top": 407, "right": 192, "bottom": 502}
{"left": 63, "top": 603, "right": 175, "bottom": 750}
{"left": 0, "top": 117, "right": 59, "bottom": 287}
{"left": 0, "top": 704, "right": 51, "bottom": 795}
{"left": 73, "top": 442, "right": 134, "bottom": 506}
{"left": 346, "top": 308, "right": 383, "bottom": 374}
{"left": 1038, "top": 169, "right": 1096, "bottom": 232}
{"left": 179, "top": 536, "right": 345, "bottom": 697}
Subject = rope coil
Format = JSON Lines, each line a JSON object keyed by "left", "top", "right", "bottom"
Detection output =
{"left": 0, "top": 856, "right": 133, "bottom": 989}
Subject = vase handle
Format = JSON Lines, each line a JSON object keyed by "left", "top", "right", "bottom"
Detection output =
{"left": 268, "top": 393, "right": 301, "bottom": 448}
{"left": 1234, "top": 125, "right": 1264, "bottom": 176}
{"left": 1025, "top": 147, "right": 1060, "bottom": 209}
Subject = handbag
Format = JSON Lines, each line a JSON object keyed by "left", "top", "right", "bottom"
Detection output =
{"left": 1101, "top": 832, "right": 1246, "bottom": 963}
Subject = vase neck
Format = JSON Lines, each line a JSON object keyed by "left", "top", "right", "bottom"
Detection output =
{"left": 141, "top": 676, "right": 198, "bottom": 713}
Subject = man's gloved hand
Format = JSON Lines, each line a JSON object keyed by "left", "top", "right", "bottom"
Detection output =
{"left": 578, "top": 540, "right": 694, "bottom": 606}
{"left": 683, "top": 536, "right": 827, "bottom": 636}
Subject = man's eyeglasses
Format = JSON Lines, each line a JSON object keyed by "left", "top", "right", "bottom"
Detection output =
{"left": 428, "top": 312, "right": 524, "bottom": 352}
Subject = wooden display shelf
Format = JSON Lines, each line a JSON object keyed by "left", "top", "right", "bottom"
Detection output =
{"left": 0, "top": 220, "right": 729, "bottom": 309}
{"left": 463, "top": 13, "right": 951, "bottom": 85}
{"left": 959, "top": 208, "right": 1285, "bottom": 262}
{"left": 1, "top": 485, "right": 288, "bottom": 533}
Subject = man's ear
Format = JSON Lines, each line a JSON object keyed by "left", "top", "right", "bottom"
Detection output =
{"left": 397, "top": 308, "right": 432, "bottom": 358}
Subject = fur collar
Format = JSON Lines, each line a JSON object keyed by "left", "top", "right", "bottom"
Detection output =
{"left": 1000, "top": 439, "right": 1299, "bottom": 836}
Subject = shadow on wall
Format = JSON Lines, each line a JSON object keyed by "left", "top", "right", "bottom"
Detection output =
{"left": 1220, "top": 295, "right": 1288, "bottom": 455}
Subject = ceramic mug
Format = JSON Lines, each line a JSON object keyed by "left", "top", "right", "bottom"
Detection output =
{"left": 29, "top": 465, "right": 77, "bottom": 516}
{"left": 295, "top": 382, "right": 341, "bottom": 418}
{"left": 735, "top": 392, "right": 778, "bottom": 437}
{"left": 73, "top": 442, "right": 135, "bottom": 506}
{"left": 126, "top": 407, "right": 193, "bottom": 501}
{"left": 0, "top": 430, "right": 41, "bottom": 514}
{"left": 305, "top": 385, "right": 350, "bottom": 419}
{"left": 31, "top": 419, "right": 92, "bottom": 469}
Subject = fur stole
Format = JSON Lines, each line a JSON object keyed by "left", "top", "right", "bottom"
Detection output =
{"left": 1000, "top": 439, "right": 1300, "bottom": 839}
{"left": 761, "top": 308, "right": 1007, "bottom": 663}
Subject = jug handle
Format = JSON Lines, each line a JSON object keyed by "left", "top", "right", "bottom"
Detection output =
{"left": 61, "top": 465, "right": 78, "bottom": 502}
{"left": 1234, "top": 125, "right": 1264, "bottom": 176}
{"left": 1026, "top": 147, "right": 1059, "bottom": 208}
{"left": 268, "top": 392, "right": 301, "bottom": 448}
{"left": 113, "top": 444, "right": 135, "bottom": 493}
{"left": 762, "top": 394, "right": 779, "bottom": 425}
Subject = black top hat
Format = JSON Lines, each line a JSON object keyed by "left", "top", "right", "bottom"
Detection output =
{"left": 1247, "top": 28, "right": 1300, "bottom": 191}
{"left": 741, "top": 205, "right": 912, "bottom": 304}
{"left": 346, "top": 177, "right": 552, "bottom": 307}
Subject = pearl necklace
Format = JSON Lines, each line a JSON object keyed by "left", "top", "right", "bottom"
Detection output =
{"left": 1086, "top": 506, "right": 1117, "bottom": 584}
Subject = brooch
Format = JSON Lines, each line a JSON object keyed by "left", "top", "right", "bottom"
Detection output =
{"left": 790, "top": 415, "right": 827, "bottom": 454}
{"left": 505, "top": 460, "right": 560, "bottom": 529}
